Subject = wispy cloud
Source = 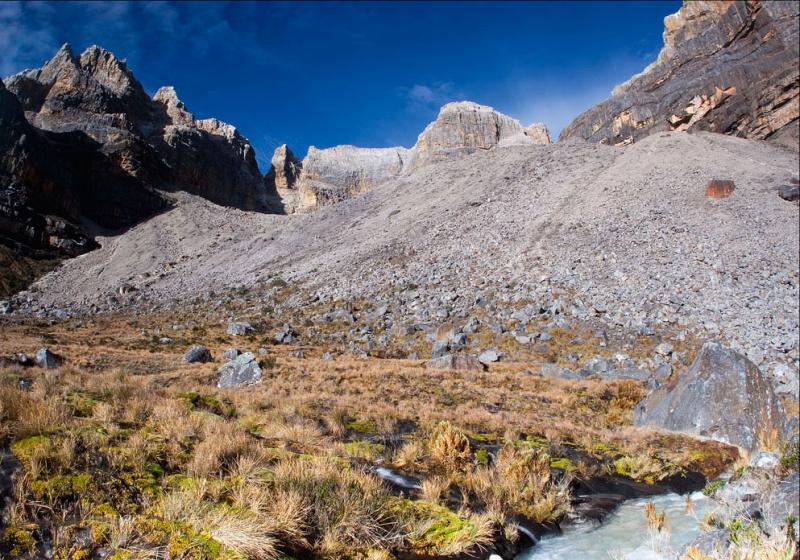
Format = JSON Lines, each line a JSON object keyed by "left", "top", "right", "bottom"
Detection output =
{"left": 399, "top": 81, "right": 464, "bottom": 114}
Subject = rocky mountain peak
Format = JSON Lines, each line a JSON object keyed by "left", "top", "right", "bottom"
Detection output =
{"left": 153, "top": 85, "right": 194, "bottom": 126}
{"left": 410, "top": 100, "right": 528, "bottom": 167}
{"left": 77, "top": 44, "right": 142, "bottom": 97}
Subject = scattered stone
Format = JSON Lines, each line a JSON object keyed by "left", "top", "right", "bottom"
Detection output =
{"left": 273, "top": 324, "right": 297, "bottom": 344}
{"left": 750, "top": 451, "right": 780, "bottom": 470}
{"left": 515, "top": 335, "right": 531, "bottom": 344}
{"left": 654, "top": 363, "right": 673, "bottom": 380}
{"left": 227, "top": 322, "right": 253, "bottom": 336}
{"left": 222, "top": 347, "right": 240, "bottom": 362}
{"left": 635, "top": 342, "right": 783, "bottom": 451}
{"left": 257, "top": 347, "right": 270, "bottom": 356}
{"left": 654, "top": 342, "right": 674, "bottom": 356}
{"left": 578, "top": 357, "right": 610, "bottom": 376}
{"left": 183, "top": 345, "right": 212, "bottom": 364}
{"left": 424, "top": 354, "right": 486, "bottom": 371}
{"left": 598, "top": 368, "right": 651, "bottom": 382}
{"left": 289, "top": 350, "right": 305, "bottom": 359}
{"left": 217, "top": 352, "right": 262, "bottom": 389}
{"left": 450, "top": 332, "right": 468, "bottom": 350}
{"left": 539, "top": 364, "right": 582, "bottom": 380}
{"left": 322, "top": 352, "right": 334, "bottom": 361}
{"left": 35, "top": 347, "right": 62, "bottom": 369}
{"left": 478, "top": 349, "right": 502, "bottom": 364}
{"left": 778, "top": 181, "right": 799, "bottom": 202}
{"left": 431, "top": 340, "right": 449, "bottom": 358}
{"left": 705, "top": 179, "right": 735, "bottom": 199}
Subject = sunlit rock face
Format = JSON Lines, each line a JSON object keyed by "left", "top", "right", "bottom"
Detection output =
{"left": 559, "top": 1, "right": 800, "bottom": 148}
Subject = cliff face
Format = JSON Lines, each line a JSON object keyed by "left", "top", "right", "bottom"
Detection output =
{"left": 4, "top": 44, "right": 274, "bottom": 214}
{"left": 281, "top": 102, "right": 551, "bottom": 211}
{"left": 559, "top": 1, "right": 800, "bottom": 147}
{"left": 0, "top": 77, "right": 161, "bottom": 259}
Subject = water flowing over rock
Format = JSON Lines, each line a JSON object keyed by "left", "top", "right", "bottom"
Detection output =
{"left": 559, "top": 1, "right": 799, "bottom": 148}
{"left": 634, "top": 342, "right": 783, "bottom": 451}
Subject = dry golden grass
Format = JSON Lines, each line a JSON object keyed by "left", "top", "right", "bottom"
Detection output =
{"left": 0, "top": 310, "right": 743, "bottom": 559}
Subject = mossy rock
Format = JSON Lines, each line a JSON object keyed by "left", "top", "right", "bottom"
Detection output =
{"left": 342, "top": 441, "right": 386, "bottom": 460}
{"left": 346, "top": 419, "right": 377, "bottom": 434}
{"left": 388, "top": 497, "right": 480, "bottom": 553}
{"left": 177, "top": 392, "right": 236, "bottom": 418}
{"left": 11, "top": 433, "right": 63, "bottom": 464}
{"left": 550, "top": 457, "right": 574, "bottom": 473}
{"left": 3, "top": 525, "right": 37, "bottom": 556}
{"left": 30, "top": 472, "right": 92, "bottom": 501}
{"left": 65, "top": 391, "right": 100, "bottom": 417}
{"left": 475, "top": 448, "right": 490, "bottom": 467}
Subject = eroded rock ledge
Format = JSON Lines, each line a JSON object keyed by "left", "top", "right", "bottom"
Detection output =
{"left": 559, "top": 1, "right": 799, "bottom": 148}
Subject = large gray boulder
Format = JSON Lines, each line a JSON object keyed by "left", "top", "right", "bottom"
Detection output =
{"left": 634, "top": 342, "right": 783, "bottom": 451}
{"left": 217, "top": 352, "right": 262, "bottom": 389}
{"left": 35, "top": 347, "right": 62, "bottom": 369}
{"left": 183, "top": 345, "right": 212, "bottom": 364}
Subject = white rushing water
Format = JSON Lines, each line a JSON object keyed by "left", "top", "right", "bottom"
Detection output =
{"left": 516, "top": 492, "right": 712, "bottom": 560}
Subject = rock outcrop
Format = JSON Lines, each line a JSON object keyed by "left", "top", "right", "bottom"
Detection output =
{"left": 635, "top": 342, "right": 784, "bottom": 451}
{"left": 5, "top": 45, "right": 273, "bottom": 213}
{"left": 295, "top": 145, "right": 410, "bottom": 209}
{"left": 559, "top": 1, "right": 799, "bottom": 147}
{"left": 265, "top": 144, "right": 303, "bottom": 212}
{"left": 408, "top": 101, "right": 547, "bottom": 168}
{"left": 280, "top": 102, "right": 551, "bottom": 211}
{"left": 1, "top": 43, "right": 281, "bottom": 293}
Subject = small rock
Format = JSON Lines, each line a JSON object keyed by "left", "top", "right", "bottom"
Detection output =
{"left": 478, "top": 349, "right": 502, "bottom": 364}
{"left": 289, "top": 350, "right": 305, "bottom": 359}
{"left": 654, "top": 363, "right": 673, "bottom": 380}
{"left": 217, "top": 352, "right": 262, "bottom": 388}
{"left": 654, "top": 342, "right": 674, "bottom": 356}
{"left": 750, "top": 451, "right": 780, "bottom": 470}
{"left": 35, "top": 347, "right": 63, "bottom": 369}
{"left": 431, "top": 340, "right": 449, "bottom": 358}
{"left": 450, "top": 332, "right": 468, "bottom": 350}
{"left": 778, "top": 183, "right": 799, "bottom": 202}
{"left": 538, "top": 332, "right": 552, "bottom": 342}
{"left": 183, "top": 345, "right": 212, "bottom": 364}
{"left": 424, "top": 354, "right": 486, "bottom": 371}
{"left": 159, "top": 337, "right": 173, "bottom": 344}
{"left": 227, "top": 322, "right": 253, "bottom": 336}
{"left": 322, "top": 352, "right": 334, "bottom": 361}
{"left": 408, "top": 352, "right": 420, "bottom": 360}
{"left": 515, "top": 335, "right": 531, "bottom": 344}
{"left": 258, "top": 347, "right": 269, "bottom": 356}
{"left": 539, "top": 364, "right": 582, "bottom": 380}
{"left": 222, "top": 347, "right": 240, "bottom": 362}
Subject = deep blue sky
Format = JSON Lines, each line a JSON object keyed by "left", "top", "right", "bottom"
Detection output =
{"left": 1, "top": 1, "right": 679, "bottom": 171}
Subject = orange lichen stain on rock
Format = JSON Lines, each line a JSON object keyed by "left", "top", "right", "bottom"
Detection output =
{"left": 705, "top": 179, "right": 735, "bottom": 198}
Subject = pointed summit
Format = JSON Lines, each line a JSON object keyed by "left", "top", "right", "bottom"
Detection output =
{"left": 153, "top": 86, "right": 194, "bottom": 125}
{"left": 78, "top": 44, "right": 142, "bottom": 97}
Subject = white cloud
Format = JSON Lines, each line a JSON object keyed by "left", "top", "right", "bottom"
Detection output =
{"left": 401, "top": 81, "right": 464, "bottom": 114}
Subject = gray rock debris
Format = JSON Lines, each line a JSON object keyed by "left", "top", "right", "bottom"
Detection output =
{"left": 227, "top": 322, "right": 253, "bottom": 336}
{"left": 217, "top": 352, "right": 262, "bottom": 389}
{"left": 424, "top": 354, "right": 485, "bottom": 371}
